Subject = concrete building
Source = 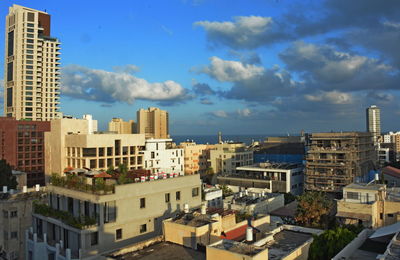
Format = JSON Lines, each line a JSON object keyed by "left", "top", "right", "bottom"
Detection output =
{"left": 382, "top": 166, "right": 400, "bottom": 187}
{"left": 336, "top": 183, "right": 400, "bottom": 228}
{"left": 4, "top": 5, "right": 61, "bottom": 121}
{"left": 26, "top": 173, "right": 202, "bottom": 259}
{"left": 0, "top": 185, "right": 45, "bottom": 260}
{"left": 136, "top": 107, "right": 169, "bottom": 139}
{"left": 305, "top": 132, "right": 376, "bottom": 193}
{"left": 253, "top": 136, "right": 305, "bottom": 164}
{"left": 0, "top": 117, "right": 50, "bottom": 186}
{"left": 207, "top": 225, "right": 322, "bottom": 260}
{"left": 209, "top": 142, "right": 253, "bottom": 175}
{"left": 366, "top": 105, "right": 381, "bottom": 143}
{"left": 143, "top": 139, "right": 184, "bottom": 175}
{"left": 218, "top": 162, "right": 304, "bottom": 195}
{"left": 108, "top": 118, "right": 135, "bottom": 134}
{"left": 179, "top": 141, "right": 215, "bottom": 175}
{"left": 203, "top": 186, "right": 223, "bottom": 208}
{"left": 223, "top": 189, "right": 284, "bottom": 215}
{"left": 45, "top": 118, "right": 146, "bottom": 178}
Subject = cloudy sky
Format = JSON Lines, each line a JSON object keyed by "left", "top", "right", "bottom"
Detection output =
{"left": 1, "top": 0, "right": 400, "bottom": 135}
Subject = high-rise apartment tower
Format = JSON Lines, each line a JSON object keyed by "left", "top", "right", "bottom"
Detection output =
{"left": 136, "top": 107, "right": 169, "bottom": 139}
{"left": 4, "top": 5, "right": 61, "bottom": 120}
{"left": 366, "top": 105, "right": 381, "bottom": 143}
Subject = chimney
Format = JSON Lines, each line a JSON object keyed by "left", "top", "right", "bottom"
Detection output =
{"left": 375, "top": 173, "right": 380, "bottom": 182}
{"left": 246, "top": 227, "right": 253, "bottom": 242}
{"left": 201, "top": 204, "right": 207, "bottom": 215}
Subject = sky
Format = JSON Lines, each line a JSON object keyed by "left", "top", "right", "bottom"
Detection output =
{"left": 1, "top": 0, "right": 400, "bottom": 135}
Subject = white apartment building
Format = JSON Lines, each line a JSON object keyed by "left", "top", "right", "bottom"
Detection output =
{"left": 143, "top": 139, "right": 184, "bottom": 176}
{"left": 4, "top": 5, "right": 61, "bottom": 120}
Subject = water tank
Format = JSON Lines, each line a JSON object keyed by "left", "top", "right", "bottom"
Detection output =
{"left": 184, "top": 203, "right": 189, "bottom": 213}
{"left": 246, "top": 227, "right": 253, "bottom": 241}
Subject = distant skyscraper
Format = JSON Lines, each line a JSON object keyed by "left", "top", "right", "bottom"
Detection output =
{"left": 366, "top": 105, "right": 381, "bottom": 142}
{"left": 4, "top": 5, "right": 61, "bottom": 120}
{"left": 108, "top": 118, "right": 135, "bottom": 134}
{"left": 136, "top": 107, "right": 169, "bottom": 139}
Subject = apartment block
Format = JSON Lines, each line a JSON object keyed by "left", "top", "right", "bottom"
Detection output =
{"left": 180, "top": 141, "right": 215, "bottom": 175}
{"left": 45, "top": 118, "right": 146, "bottom": 177}
{"left": 336, "top": 183, "right": 400, "bottom": 228}
{"left": 4, "top": 5, "right": 61, "bottom": 121}
{"left": 108, "top": 118, "right": 135, "bottom": 134}
{"left": 136, "top": 107, "right": 169, "bottom": 139}
{"left": 209, "top": 142, "right": 253, "bottom": 175}
{"left": 218, "top": 162, "right": 304, "bottom": 195}
{"left": 26, "top": 174, "right": 202, "bottom": 259}
{"left": 0, "top": 186, "right": 45, "bottom": 260}
{"left": 305, "top": 132, "right": 376, "bottom": 193}
{"left": 366, "top": 105, "right": 381, "bottom": 143}
{"left": 143, "top": 139, "right": 184, "bottom": 175}
{"left": 0, "top": 117, "right": 50, "bottom": 186}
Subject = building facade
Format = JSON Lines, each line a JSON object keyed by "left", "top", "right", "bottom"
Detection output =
{"left": 45, "top": 118, "right": 146, "bottom": 176}
{"left": 136, "top": 107, "right": 169, "bottom": 139}
{"left": 4, "top": 4, "right": 61, "bottom": 121}
{"left": 180, "top": 142, "right": 215, "bottom": 175}
{"left": 218, "top": 162, "right": 304, "bottom": 195}
{"left": 305, "top": 132, "right": 376, "bottom": 193}
{"left": 108, "top": 118, "right": 134, "bottom": 134}
{"left": 366, "top": 105, "right": 381, "bottom": 143}
{"left": 209, "top": 143, "right": 253, "bottom": 175}
{"left": 0, "top": 117, "right": 50, "bottom": 186}
{"left": 26, "top": 174, "right": 202, "bottom": 259}
{"left": 143, "top": 139, "right": 184, "bottom": 175}
{"left": 0, "top": 186, "right": 45, "bottom": 260}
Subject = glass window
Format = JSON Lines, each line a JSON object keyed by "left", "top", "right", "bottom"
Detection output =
{"left": 140, "top": 198, "right": 145, "bottom": 208}
{"left": 176, "top": 191, "right": 181, "bottom": 201}
{"left": 90, "top": 232, "right": 98, "bottom": 245}
{"left": 192, "top": 187, "right": 199, "bottom": 197}
{"left": 115, "top": 229, "right": 122, "bottom": 240}
{"left": 165, "top": 193, "right": 170, "bottom": 203}
{"left": 140, "top": 224, "right": 147, "bottom": 233}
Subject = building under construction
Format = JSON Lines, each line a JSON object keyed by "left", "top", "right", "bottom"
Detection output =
{"left": 305, "top": 132, "right": 376, "bottom": 193}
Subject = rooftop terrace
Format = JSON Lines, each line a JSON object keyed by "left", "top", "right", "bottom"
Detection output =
{"left": 238, "top": 162, "right": 303, "bottom": 170}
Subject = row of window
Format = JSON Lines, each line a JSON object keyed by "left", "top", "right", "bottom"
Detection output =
{"left": 139, "top": 188, "right": 199, "bottom": 208}
{"left": 3, "top": 210, "right": 18, "bottom": 218}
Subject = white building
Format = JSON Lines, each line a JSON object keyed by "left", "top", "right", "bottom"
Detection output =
{"left": 209, "top": 142, "right": 253, "bottom": 175}
{"left": 143, "top": 139, "right": 184, "bottom": 176}
{"left": 203, "top": 186, "right": 223, "bottom": 208}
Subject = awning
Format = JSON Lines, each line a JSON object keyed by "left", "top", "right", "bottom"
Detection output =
{"left": 336, "top": 211, "right": 372, "bottom": 222}
{"left": 370, "top": 222, "right": 400, "bottom": 239}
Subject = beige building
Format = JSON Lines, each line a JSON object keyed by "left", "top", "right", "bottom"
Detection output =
{"left": 4, "top": 5, "right": 61, "bottom": 121}
{"left": 0, "top": 186, "right": 45, "bottom": 260}
{"left": 108, "top": 118, "right": 135, "bottom": 134}
{"left": 337, "top": 183, "right": 400, "bottom": 228}
{"left": 45, "top": 118, "right": 146, "bottom": 177}
{"left": 27, "top": 174, "right": 202, "bottom": 259}
{"left": 305, "top": 132, "right": 376, "bottom": 193}
{"left": 136, "top": 107, "right": 169, "bottom": 139}
{"left": 180, "top": 141, "right": 215, "bottom": 175}
{"left": 210, "top": 143, "right": 253, "bottom": 175}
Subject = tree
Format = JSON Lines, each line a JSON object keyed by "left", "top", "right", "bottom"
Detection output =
{"left": 117, "top": 163, "right": 128, "bottom": 174}
{"left": 220, "top": 184, "right": 233, "bottom": 198}
{"left": 295, "top": 191, "right": 333, "bottom": 227}
{"left": 0, "top": 160, "right": 17, "bottom": 189}
{"left": 280, "top": 192, "right": 297, "bottom": 205}
{"left": 308, "top": 227, "right": 357, "bottom": 260}
{"left": 202, "top": 167, "right": 215, "bottom": 184}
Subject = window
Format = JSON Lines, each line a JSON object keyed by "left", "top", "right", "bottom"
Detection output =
{"left": 165, "top": 193, "right": 170, "bottom": 203}
{"left": 176, "top": 191, "right": 181, "bottom": 201}
{"left": 347, "top": 192, "right": 359, "bottom": 200}
{"left": 140, "top": 198, "right": 145, "bottom": 208}
{"left": 116, "top": 229, "right": 122, "bottom": 240}
{"left": 192, "top": 187, "right": 199, "bottom": 197}
{"left": 10, "top": 231, "right": 18, "bottom": 239}
{"left": 10, "top": 211, "right": 17, "bottom": 218}
{"left": 90, "top": 232, "right": 98, "bottom": 245}
{"left": 388, "top": 214, "right": 394, "bottom": 218}
{"left": 140, "top": 224, "right": 147, "bottom": 233}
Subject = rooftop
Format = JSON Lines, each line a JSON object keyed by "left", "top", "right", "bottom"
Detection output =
{"left": 345, "top": 183, "right": 386, "bottom": 191}
{"left": 383, "top": 166, "right": 400, "bottom": 179}
{"left": 267, "top": 230, "right": 313, "bottom": 260}
{"left": 228, "top": 192, "right": 282, "bottom": 206}
{"left": 237, "top": 162, "right": 303, "bottom": 170}
{"left": 173, "top": 213, "right": 216, "bottom": 227}
{"left": 212, "top": 240, "right": 265, "bottom": 257}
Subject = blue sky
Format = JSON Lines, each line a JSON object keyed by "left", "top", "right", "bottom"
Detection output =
{"left": 1, "top": 0, "right": 400, "bottom": 135}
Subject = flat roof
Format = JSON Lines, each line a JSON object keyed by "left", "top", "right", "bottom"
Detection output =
{"left": 345, "top": 183, "right": 386, "bottom": 191}
{"left": 237, "top": 162, "right": 303, "bottom": 171}
{"left": 231, "top": 193, "right": 281, "bottom": 206}
{"left": 117, "top": 242, "right": 205, "bottom": 260}
{"left": 213, "top": 240, "right": 265, "bottom": 257}
{"left": 172, "top": 213, "right": 216, "bottom": 227}
{"left": 267, "top": 230, "right": 312, "bottom": 260}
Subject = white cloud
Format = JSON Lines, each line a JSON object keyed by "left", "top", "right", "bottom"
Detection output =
{"left": 61, "top": 65, "right": 190, "bottom": 104}
{"left": 305, "top": 91, "right": 353, "bottom": 104}
{"left": 199, "top": 56, "right": 264, "bottom": 82}
{"left": 211, "top": 110, "right": 228, "bottom": 118}
{"left": 237, "top": 108, "right": 251, "bottom": 117}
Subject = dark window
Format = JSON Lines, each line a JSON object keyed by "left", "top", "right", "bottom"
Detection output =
{"left": 10, "top": 231, "right": 18, "bottom": 239}
{"left": 140, "top": 198, "right": 145, "bottom": 208}
{"left": 6, "top": 88, "right": 13, "bottom": 107}
{"left": 10, "top": 211, "right": 18, "bottom": 218}
{"left": 388, "top": 214, "right": 394, "bottom": 218}
{"left": 82, "top": 148, "right": 96, "bottom": 157}
{"left": 68, "top": 197, "right": 74, "bottom": 213}
{"left": 116, "top": 229, "right": 122, "bottom": 240}
{"left": 7, "top": 62, "right": 13, "bottom": 81}
{"left": 176, "top": 191, "right": 181, "bottom": 201}
{"left": 140, "top": 224, "right": 147, "bottom": 233}
{"left": 7, "top": 31, "right": 14, "bottom": 57}
{"left": 104, "top": 201, "right": 116, "bottom": 223}
{"left": 27, "top": 12, "right": 35, "bottom": 22}
{"left": 90, "top": 232, "right": 98, "bottom": 245}
{"left": 347, "top": 192, "right": 359, "bottom": 200}
{"left": 192, "top": 187, "right": 199, "bottom": 197}
{"left": 151, "top": 152, "right": 155, "bottom": 159}
{"left": 165, "top": 193, "right": 170, "bottom": 203}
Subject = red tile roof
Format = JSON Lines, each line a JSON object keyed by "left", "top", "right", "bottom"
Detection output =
{"left": 220, "top": 224, "right": 247, "bottom": 241}
{"left": 94, "top": 172, "right": 112, "bottom": 178}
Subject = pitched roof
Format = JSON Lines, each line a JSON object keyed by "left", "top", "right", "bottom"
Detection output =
{"left": 94, "top": 172, "right": 112, "bottom": 178}
{"left": 382, "top": 166, "right": 400, "bottom": 179}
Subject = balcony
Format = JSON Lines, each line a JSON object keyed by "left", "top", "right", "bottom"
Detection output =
{"left": 33, "top": 202, "right": 97, "bottom": 230}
